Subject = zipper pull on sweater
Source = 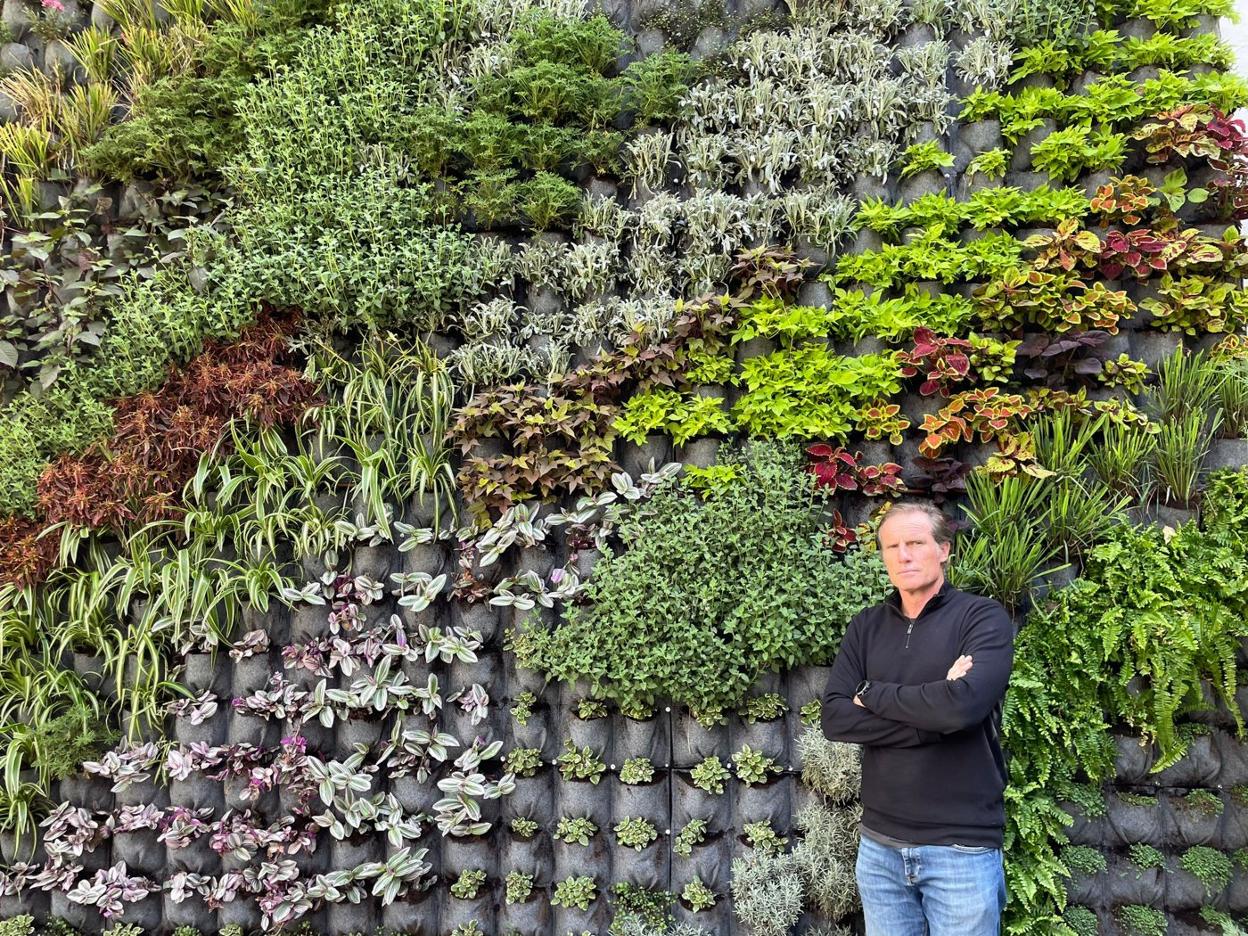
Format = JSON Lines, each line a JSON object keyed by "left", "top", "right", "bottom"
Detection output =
{"left": 905, "top": 618, "right": 914, "bottom": 649}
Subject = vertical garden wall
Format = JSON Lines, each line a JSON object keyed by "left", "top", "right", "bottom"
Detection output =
{"left": 0, "top": 0, "right": 1246, "bottom": 933}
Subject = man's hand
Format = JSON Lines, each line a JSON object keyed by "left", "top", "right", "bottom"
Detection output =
{"left": 853, "top": 695, "right": 864, "bottom": 707}
{"left": 946, "top": 655, "right": 973, "bottom": 681}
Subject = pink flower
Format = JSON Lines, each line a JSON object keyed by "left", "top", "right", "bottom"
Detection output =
{"left": 41, "top": 0, "right": 65, "bottom": 10}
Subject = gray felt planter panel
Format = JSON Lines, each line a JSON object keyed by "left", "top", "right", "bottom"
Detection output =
{"left": 613, "top": 714, "right": 671, "bottom": 764}
{"left": 499, "top": 893, "right": 551, "bottom": 936}
{"left": 556, "top": 778, "right": 613, "bottom": 830}
{"left": 382, "top": 892, "right": 440, "bottom": 932}
{"left": 673, "top": 772, "right": 731, "bottom": 837}
{"left": 672, "top": 710, "right": 730, "bottom": 767}
{"left": 1105, "top": 792, "right": 1171, "bottom": 848}
{"left": 1105, "top": 853, "right": 1164, "bottom": 907}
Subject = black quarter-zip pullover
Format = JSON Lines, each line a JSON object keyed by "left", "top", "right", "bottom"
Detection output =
{"left": 821, "top": 581, "right": 1015, "bottom": 847}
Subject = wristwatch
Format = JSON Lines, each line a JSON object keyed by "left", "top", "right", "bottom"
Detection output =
{"left": 855, "top": 679, "right": 872, "bottom": 699}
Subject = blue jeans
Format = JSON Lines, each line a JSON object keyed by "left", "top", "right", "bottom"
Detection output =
{"left": 856, "top": 833, "right": 1006, "bottom": 936}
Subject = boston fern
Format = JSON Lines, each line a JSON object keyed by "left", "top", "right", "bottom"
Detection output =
{"left": 509, "top": 441, "right": 891, "bottom": 715}
{"left": 1001, "top": 468, "right": 1248, "bottom": 934}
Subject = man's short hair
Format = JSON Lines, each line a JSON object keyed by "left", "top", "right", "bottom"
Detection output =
{"left": 877, "top": 501, "right": 954, "bottom": 549}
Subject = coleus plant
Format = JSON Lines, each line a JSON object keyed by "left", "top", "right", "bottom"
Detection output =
{"left": 919, "top": 388, "right": 1036, "bottom": 458}
{"left": 899, "top": 329, "right": 974, "bottom": 397}
{"left": 1099, "top": 227, "right": 1228, "bottom": 280}
{"left": 451, "top": 289, "right": 740, "bottom": 520}
{"left": 1133, "top": 104, "right": 1248, "bottom": 220}
{"left": 35, "top": 313, "right": 316, "bottom": 532}
{"left": 1090, "top": 175, "right": 1156, "bottom": 226}
{"left": 899, "top": 329, "right": 1019, "bottom": 397}
{"left": 1133, "top": 104, "right": 1248, "bottom": 166}
{"left": 1025, "top": 218, "right": 1102, "bottom": 273}
{"left": 979, "top": 432, "right": 1053, "bottom": 480}
{"left": 1014, "top": 331, "right": 1111, "bottom": 387}
{"left": 910, "top": 456, "right": 972, "bottom": 499}
{"left": 823, "top": 511, "right": 862, "bottom": 554}
{"left": 728, "top": 245, "right": 815, "bottom": 300}
{"left": 0, "top": 515, "right": 59, "bottom": 588}
{"left": 1140, "top": 274, "right": 1248, "bottom": 335}
{"left": 974, "top": 268, "right": 1133, "bottom": 334}
{"left": 854, "top": 401, "right": 911, "bottom": 445}
{"left": 1092, "top": 171, "right": 1215, "bottom": 228}
{"left": 804, "top": 445, "right": 905, "bottom": 497}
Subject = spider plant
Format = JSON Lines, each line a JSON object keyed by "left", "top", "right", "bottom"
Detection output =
{"left": 0, "top": 123, "right": 58, "bottom": 178}
{"left": 56, "top": 83, "right": 119, "bottom": 162}
{"left": 0, "top": 70, "right": 62, "bottom": 129}
{"left": 0, "top": 777, "right": 46, "bottom": 850}
{"left": 96, "top": 0, "right": 162, "bottom": 29}
{"left": 1215, "top": 356, "right": 1248, "bottom": 438}
{"left": 313, "top": 335, "right": 459, "bottom": 534}
{"left": 205, "top": 0, "right": 260, "bottom": 29}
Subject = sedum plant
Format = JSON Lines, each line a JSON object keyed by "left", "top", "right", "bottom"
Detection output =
{"left": 738, "top": 693, "right": 788, "bottom": 723}
{"left": 681, "top": 879, "right": 717, "bottom": 911}
{"left": 506, "top": 870, "right": 535, "bottom": 904}
{"left": 511, "top": 690, "right": 536, "bottom": 725}
{"left": 621, "top": 757, "right": 656, "bottom": 784}
{"left": 505, "top": 747, "right": 543, "bottom": 778}
{"left": 673, "top": 818, "right": 709, "bottom": 857}
{"left": 557, "top": 739, "right": 607, "bottom": 784}
{"left": 743, "top": 820, "right": 789, "bottom": 855}
{"left": 510, "top": 817, "right": 539, "bottom": 838}
{"left": 450, "top": 868, "right": 488, "bottom": 899}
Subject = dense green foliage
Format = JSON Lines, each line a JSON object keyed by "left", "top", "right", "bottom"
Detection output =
{"left": 510, "top": 442, "right": 891, "bottom": 715}
{"left": 1002, "top": 469, "right": 1248, "bottom": 931}
{"left": 0, "top": 272, "right": 253, "bottom": 516}
{"left": 80, "top": 0, "right": 336, "bottom": 181}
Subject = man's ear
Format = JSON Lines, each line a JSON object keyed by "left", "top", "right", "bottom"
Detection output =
{"left": 939, "top": 541, "right": 952, "bottom": 565}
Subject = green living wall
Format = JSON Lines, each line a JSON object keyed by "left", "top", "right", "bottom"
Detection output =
{"left": 0, "top": 0, "right": 1246, "bottom": 933}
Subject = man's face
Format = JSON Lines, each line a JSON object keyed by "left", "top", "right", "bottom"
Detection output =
{"left": 878, "top": 511, "right": 951, "bottom": 594}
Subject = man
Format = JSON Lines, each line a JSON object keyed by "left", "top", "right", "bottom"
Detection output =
{"left": 821, "top": 501, "right": 1014, "bottom": 936}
